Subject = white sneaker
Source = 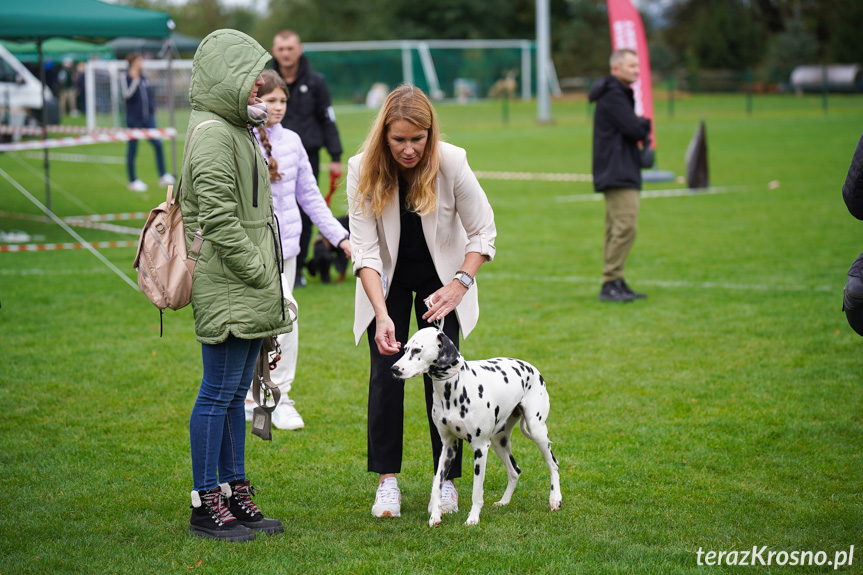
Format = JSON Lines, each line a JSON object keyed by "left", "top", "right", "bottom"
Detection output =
{"left": 128, "top": 179, "right": 148, "bottom": 192}
{"left": 372, "top": 478, "right": 401, "bottom": 518}
{"left": 271, "top": 397, "right": 305, "bottom": 430}
{"left": 429, "top": 479, "right": 459, "bottom": 514}
{"left": 159, "top": 173, "right": 176, "bottom": 186}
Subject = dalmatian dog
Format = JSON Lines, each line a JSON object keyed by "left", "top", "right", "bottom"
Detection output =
{"left": 391, "top": 327, "right": 562, "bottom": 526}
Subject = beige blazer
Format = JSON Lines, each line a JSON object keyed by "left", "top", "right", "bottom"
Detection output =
{"left": 347, "top": 141, "right": 497, "bottom": 344}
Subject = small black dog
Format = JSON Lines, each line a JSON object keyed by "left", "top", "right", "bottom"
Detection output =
{"left": 307, "top": 215, "right": 349, "bottom": 284}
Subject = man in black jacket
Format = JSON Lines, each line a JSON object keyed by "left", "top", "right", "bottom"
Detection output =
{"left": 589, "top": 48, "right": 651, "bottom": 302}
{"left": 272, "top": 30, "right": 343, "bottom": 287}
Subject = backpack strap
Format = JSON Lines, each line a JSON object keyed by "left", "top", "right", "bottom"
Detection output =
{"left": 174, "top": 119, "right": 222, "bottom": 204}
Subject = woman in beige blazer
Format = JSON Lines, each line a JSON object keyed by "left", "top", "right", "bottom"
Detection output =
{"left": 347, "top": 85, "right": 497, "bottom": 519}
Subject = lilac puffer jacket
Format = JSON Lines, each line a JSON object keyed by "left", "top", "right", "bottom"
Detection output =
{"left": 255, "top": 123, "right": 349, "bottom": 259}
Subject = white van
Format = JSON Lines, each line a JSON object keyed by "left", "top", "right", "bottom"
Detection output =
{"left": 0, "top": 43, "right": 59, "bottom": 132}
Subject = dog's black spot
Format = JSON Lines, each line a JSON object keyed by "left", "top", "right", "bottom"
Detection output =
{"left": 410, "top": 347, "right": 421, "bottom": 358}
{"left": 478, "top": 384, "right": 483, "bottom": 398}
{"left": 499, "top": 437, "right": 507, "bottom": 447}
{"left": 551, "top": 448, "right": 558, "bottom": 465}
{"left": 455, "top": 426, "right": 461, "bottom": 433}
{"left": 442, "top": 417, "right": 447, "bottom": 425}
{"left": 537, "top": 412, "right": 541, "bottom": 418}
{"left": 510, "top": 454, "right": 521, "bottom": 474}
{"left": 504, "top": 376, "right": 509, "bottom": 384}
{"left": 459, "top": 405, "right": 467, "bottom": 418}
{"left": 476, "top": 428, "right": 481, "bottom": 437}
{"left": 471, "top": 369, "right": 477, "bottom": 377}
{"left": 447, "top": 448, "right": 455, "bottom": 459}
{"left": 461, "top": 363, "right": 469, "bottom": 372}
{"left": 540, "top": 375, "right": 546, "bottom": 386}
{"left": 494, "top": 405, "right": 500, "bottom": 418}
{"left": 467, "top": 434, "right": 472, "bottom": 442}
{"left": 446, "top": 401, "right": 451, "bottom": 410}
{"left": 487, "top": 402, "right": 491, "bottom": 408}
{"left": 474, "top": 448, "right": 482, "bottom": 459}
{"left": 475, "top": 464, "right": 480, "bottom": 475}
{"left": 551, "top": 484, "right": 555, "bottom": 491}
{"left": 480, "top": 365, "right": 496, "bottom": 373}
{"left": 488, "top": 359, "right": 498, "bottom": 364}
{"left": 443, "top": 382, "right": 452, "bottom": 402}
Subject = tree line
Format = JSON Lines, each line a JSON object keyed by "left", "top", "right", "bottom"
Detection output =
{"left": 122, "top": 0, "right": 862, "bottom": 83}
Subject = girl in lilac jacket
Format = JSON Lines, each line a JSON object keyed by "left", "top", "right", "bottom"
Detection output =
{"left": 246, "top": 70, "right": 350, "bottom": 431}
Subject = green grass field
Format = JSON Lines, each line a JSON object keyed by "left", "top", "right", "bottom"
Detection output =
{"left": 1, "top": 93, "right": 862, "bottom": 574}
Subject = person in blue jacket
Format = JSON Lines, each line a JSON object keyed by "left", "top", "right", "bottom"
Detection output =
{"left": 122, "top": 53, "right": 175, "bottom": 192}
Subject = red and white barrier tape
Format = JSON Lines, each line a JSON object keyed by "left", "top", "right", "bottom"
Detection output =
{"left": 0, "top": 240, "right": 137, "bottom": 252}
{"left": 0, "top": 127, "right": 177, "bottom": 152}
{"left": 0, "top": 124, "right": 132, "bottom": 136}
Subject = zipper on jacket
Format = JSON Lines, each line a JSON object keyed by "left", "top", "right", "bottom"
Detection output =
{"left": 268, "top": 221, "right": 286, "bottom": 321}
{"left": 247, "top": 126, "right": 260, "bottom": 207}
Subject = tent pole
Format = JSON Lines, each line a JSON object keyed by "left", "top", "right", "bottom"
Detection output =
{"left": 166, "top": 39, "right": 176, "bottom": 177}
{"left": 37, "top": 39, "right": 51, "bottom": 211}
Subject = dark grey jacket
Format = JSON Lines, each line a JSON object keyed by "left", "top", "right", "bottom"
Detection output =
{"left": 273, "top": 55, "right": 342, "bottom": 163}
{"left": 843, "top": 133, "right": 863, "bottom": 220}
{"left": 589, "top": 75, "right": 651, "bottom": 192}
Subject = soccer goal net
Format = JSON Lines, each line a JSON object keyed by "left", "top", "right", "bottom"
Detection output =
{"left": 85, "top": 39, "right": 559, "bottom": 129}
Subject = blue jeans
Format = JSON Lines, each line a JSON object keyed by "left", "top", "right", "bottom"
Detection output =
{"left": 190, "top": 335, "right": 263, "bottom": 491}
{"left": 126, "top": 114, "right": 166, "bottom": 182}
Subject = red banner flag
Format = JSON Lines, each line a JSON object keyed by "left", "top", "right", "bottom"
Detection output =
{"left": 607, "top": 0, "right": 655, "bottom": 148}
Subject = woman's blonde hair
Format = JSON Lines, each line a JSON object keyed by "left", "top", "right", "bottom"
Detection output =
{"left": 256, "top": 69, "right": 288, "bottom": 182}
{"left": 355, "top": 85, "right": 441, "bottom": 218}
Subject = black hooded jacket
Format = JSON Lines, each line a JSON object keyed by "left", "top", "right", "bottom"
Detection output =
{"left": 273, "top": 55, "right": 342, "bottom": 165}
{"left": 589, "top": 75, "right": 651, "bottom": 192}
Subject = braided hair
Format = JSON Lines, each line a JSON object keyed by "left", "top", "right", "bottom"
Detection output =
{"left": 256, "top": 69, "right": 289, "bottom": 182}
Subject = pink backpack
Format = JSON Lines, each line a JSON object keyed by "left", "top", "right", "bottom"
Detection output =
{"left": 132, "top": 120, "right": 218, "bottom": 324}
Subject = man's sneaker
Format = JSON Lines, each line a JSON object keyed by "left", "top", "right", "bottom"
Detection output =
{"left": 429, "top": 479, "right": 459, "bottom": 514}
{"left": 372, "top": 477, "right": 401, "bottom": 518}
{"left": 620, "top": 279, "right": 647, "bottom": 299}
{"left": 189, "top": 488, "right": 255, "bottom": 542}
{"left": 128, "top": 179, "right": 148, "bottom": 193}
{"left": 219, "top": 480, "right": 284, "bottom": 535}
{"left": 159, "top": 173, "right": 177, "bottom": 186}
{"left": 271, "top": 397, "right": 305, "bottom": 430}
{"left": 599, "top": 279, "right": 635, "bottom": 303}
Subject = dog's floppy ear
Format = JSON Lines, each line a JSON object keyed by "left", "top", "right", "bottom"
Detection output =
{"left": 436, "top": 332, "right": 460, "bottom": 369}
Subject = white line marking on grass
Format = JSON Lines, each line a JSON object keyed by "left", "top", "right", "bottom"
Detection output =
{"left": 22, "top": 151, "right": 126, "bottom": 165}
{"left": 0, "top": 167, "right": 139, "bottom": 291}
{"left": 483, "top": 272, "right": 833, "bottom": 293}
{"left": 555, "top": 186, "right": 747, "bottom": 202}
{"left": 474, "top": 170, "right": 593, "bottom": 182}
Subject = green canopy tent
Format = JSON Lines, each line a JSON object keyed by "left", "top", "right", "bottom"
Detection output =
{"left": 0, "top": 38, "right": 113, "bottom": 64}
{"left": 0, "top": 0, "right": 173, "bottom": 209}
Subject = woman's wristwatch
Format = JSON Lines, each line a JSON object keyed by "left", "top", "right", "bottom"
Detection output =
{"left": 454, "top": 270, "right": 474, "bottom": 288}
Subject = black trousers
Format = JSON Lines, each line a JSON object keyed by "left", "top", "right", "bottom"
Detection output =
{"left": 296, "top": 149, "right": 320, "bottom": 282}
{"left": 366, "top": 265, "right": 463, "bottom": 478}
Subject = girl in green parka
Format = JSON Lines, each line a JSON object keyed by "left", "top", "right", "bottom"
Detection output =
{"left": 182, "top": 29, "right": 292, "bottom": 542}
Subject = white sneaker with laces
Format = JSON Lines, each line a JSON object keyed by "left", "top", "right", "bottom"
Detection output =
{"left": 159, "top": 173, "right": 176, "bottom": 186}
{"left": 372, "top": 478, "right": 401, "bottom": 518}
{"left": 429, "top": 479, "right": 459, "bottom": 514}
{"left": 271, "top": 397, "right": 305, "bottom": 430}
{"left": 128, "top": 179, "right": 148, "bottom": 192}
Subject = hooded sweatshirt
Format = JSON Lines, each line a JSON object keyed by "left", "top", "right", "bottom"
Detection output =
{"left": 588, "top": 75, "right": 651, "bottom": 192}
{"left": 180, "top": 29, "right": 292, "bottom": 344}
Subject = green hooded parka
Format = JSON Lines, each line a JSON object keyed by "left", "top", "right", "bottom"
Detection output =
{"left": 181, "top": 29, "right": 292, "bottom": 344}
